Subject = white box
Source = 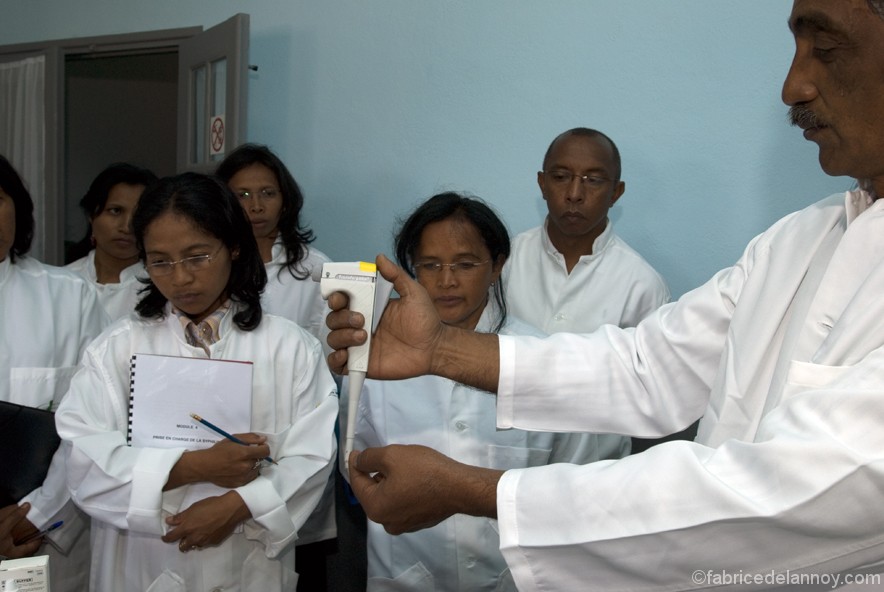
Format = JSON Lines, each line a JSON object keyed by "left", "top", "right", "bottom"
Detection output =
{"left": 0, "top": 555, "right": 49, "bottom": 591}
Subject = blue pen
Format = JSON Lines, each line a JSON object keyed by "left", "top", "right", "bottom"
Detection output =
{"left": 190, "top": 412, "right": 277, "bottom": 465}
{"left": 19, "top": 520, "right": 63, "bottom": 544}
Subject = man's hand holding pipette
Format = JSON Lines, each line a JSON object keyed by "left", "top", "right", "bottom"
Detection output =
{"left": 325, "top": 254, "right": 500, "bottom": 392}
{"left": 325, "top": 254, "right": 443, "bottom": 379}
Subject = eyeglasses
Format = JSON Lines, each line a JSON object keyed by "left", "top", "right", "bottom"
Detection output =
{"left": 543, "top": 170, "right": 612, "bottom": 190}
{"left": 414, "top": 260, "right": 490, "bottom": 274}
{"left": 146, "top": 246, "right": 224, "bottom": 277}
{"left": 236, "top": 188, "right": 279, "bottom": 200}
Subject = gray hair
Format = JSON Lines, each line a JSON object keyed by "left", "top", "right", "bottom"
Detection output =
{"left": 870, "top": 0, "right": 884, "bottom": 18}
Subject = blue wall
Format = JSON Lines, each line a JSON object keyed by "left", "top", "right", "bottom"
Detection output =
{"left": 3, "top": 1, "right": 849, "bottom": 297}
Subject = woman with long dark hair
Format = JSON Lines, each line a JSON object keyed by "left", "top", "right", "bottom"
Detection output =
{"left": 216, "top": 144, "right": 330, "bottom": 342}
{"left": 217, "top": 145, "right": 336, "bottom": 589}
{"left": 56, "top": 172, "right": 337, "bottom": 591}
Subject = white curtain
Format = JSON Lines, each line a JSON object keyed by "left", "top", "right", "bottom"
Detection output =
{"left": 0, "top": 56, "right": 46, "bottom": 260}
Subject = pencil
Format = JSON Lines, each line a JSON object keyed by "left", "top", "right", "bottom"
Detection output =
{"left": 190, "top": 412, "right": 278, "bottom": 465}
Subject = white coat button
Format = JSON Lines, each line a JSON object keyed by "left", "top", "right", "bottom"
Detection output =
{"left": 455, "top": 421, "right": 467, "bottom": 431}
{"left": 554, "top": 313, "right": 566, "bottom": 321}
{"left": 465, "top": 556, "right": 476, "bottom": 568}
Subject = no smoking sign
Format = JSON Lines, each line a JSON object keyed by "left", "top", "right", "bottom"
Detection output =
{"left": 210, "top": 114, "right": 226, "bottom": 155}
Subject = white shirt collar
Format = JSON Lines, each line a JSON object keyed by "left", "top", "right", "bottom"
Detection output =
{"left": 83, "top": 250, "right": 145, "bottom": 283}
{"left": 845, "top": 188, "right": 877, "bottom": 226}
{"left": 0, "top": 255, "right": 11, "bottom": 288}
{"left": 540, "top": 217, "right": 614, "bottom": 263}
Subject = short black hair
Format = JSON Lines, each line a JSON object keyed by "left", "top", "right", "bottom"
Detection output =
{"left": 132, "top": 172, "right": 267, "bottom": 331}
{"left": 0, "top": 155, "right": 34, "bottom": 262}
{"left": 67, "top": 162, "right": 158, "bottom": 263}
{"left": 395, "top": 191, "right": 510, "bottom": 333}
{"left": 542, "top": 127, "right": 622, "bottom": 182}
{"left": 216, "top": 143, "right": 316, "bottom": 279}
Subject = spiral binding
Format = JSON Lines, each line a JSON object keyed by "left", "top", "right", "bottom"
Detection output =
{"left": 127, "top": 354, "right": 137, "bottom": 445}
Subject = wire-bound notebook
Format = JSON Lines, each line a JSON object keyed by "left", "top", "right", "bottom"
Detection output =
{"left": 128, "top": 353, "right": 255, "bottom": 513}
{"left": 128, "top": 353, "right": 253, "bottom": 448}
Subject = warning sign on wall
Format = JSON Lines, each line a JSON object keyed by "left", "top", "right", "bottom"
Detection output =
{"left": 210, "top": 114, "right": 226, "bottom": 156}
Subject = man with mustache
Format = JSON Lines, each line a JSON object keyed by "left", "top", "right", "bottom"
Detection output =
{"left": 327, "top": 0, "right": 884, "bottom": 590}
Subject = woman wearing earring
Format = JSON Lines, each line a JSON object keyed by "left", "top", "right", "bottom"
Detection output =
{"left": 66, "top": 162, "right": 158, "bottom": 320}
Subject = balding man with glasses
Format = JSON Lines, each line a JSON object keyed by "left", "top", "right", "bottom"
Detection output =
{"left": 504, "top": 127, "right": 672, "bottom": 454}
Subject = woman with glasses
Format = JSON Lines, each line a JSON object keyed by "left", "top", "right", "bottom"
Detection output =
{"left": 66, "top": 162, "right": 158, "bottom": 320}
{"left": 217, "top": 144, "right": 336, "bottom": 590}
{"left": 341, "top": 192, "right": 596, "bottom": 592}
{"left": 56, "top": 172, "right": 338, "bottom": 592}
{"left": 216, "top": 144, "right": 330, "bottom": 345}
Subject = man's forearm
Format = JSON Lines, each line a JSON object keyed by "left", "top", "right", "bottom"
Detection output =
{"left": 430, "top": 325, "right": 500, "bottom": 393}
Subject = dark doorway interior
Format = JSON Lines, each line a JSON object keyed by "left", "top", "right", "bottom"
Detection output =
{"left": 64, "top": 51, "right": 178, "bottom": 260}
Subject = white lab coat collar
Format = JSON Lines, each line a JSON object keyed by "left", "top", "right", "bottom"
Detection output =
{"left": 473, "top": 296, "right": 503, "bottom": 335}
{"left": 120, "top": 260, "right": 145, "bottom": 283}
{"left": 540, "top": 217, "right": 613, "bottom": 263}
{"left": 269, "top": 236, "right": 286, "bottom": 267}
{"left": 0, "top": 255, "right": 11, "bottom": 288}
{"left": 89, "top": 250, "right": 145, "bottom": 283}
{"left": 845, "top": 188, "right": 877, "bottom": 225}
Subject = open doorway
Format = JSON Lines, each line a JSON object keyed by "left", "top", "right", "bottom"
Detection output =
{"left": 0, "top": 14, "right": 249, "bottom": 265}
{"left": 64, "top": 51, "right": 178, "bottom": 260}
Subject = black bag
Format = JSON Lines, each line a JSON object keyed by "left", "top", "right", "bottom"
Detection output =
{"left": 0, "top": 400, "right": 61, "bottom": 507}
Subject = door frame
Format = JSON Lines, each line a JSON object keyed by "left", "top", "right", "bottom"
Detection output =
{"left": 0, "top": 26, "right": 201, "bottom": 264}
{"left": 177, "top": 14, "right": 250, "bottom": 173}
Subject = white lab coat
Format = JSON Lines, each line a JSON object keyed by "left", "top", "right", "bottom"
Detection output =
{"left": 503, "top": 220, "right": 670, "bottom": 334}
{"left": 1, "top": 256, "right": 108, "bottom": 592}
{"left": 496, "top": 191, "right": 884, "bottom": 590}
{"left": 343, "top": 301, "right": 605, "bottom": 592}
{"left": 55, "top": 305, "right": 338, "bottom": 592}
{"left": 66, "top": 250, "right": 146, "bottom": 321}
{"left": 504, "top": 220, "right": 669, "bottom": 458}
{"left": 261, "top": 239, "right": 336, "bottom": 546}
